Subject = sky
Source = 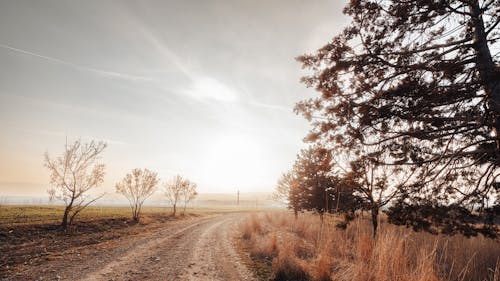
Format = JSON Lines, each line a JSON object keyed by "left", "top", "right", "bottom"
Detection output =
{"left": 0, "top": 0, "right": 349, "bottom": 196}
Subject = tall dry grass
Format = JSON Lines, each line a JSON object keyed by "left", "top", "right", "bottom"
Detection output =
{"left": 240, "top": 212, "right": 500, "bottom": 281}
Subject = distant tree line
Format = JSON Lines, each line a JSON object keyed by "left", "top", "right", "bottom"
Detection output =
{"left": 276, "top": 0, "right": 499, "bottom": 238}
{"left": 45, "top": 139, "right": 198, "bottom": 229}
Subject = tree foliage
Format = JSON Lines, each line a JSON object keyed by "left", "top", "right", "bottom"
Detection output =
{"left": 116, "top": 168, "right": 159, "bottom": 222}
{"left": 284, "top": 146, "right": 362, "bottom": 222}
{"left": 297, "top": 0, "right": 500, "bottom": 236}
{"left": 45, "top": 139, "right": 107, "bottom": 229}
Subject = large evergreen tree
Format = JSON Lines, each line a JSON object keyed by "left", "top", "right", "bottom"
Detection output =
{"left": 297, "top": 0, "right": 499, "bottom": 235}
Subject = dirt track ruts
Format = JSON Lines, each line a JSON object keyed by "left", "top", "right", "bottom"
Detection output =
{"left": 79, "top": 213, "right": 256, "bottom": 281}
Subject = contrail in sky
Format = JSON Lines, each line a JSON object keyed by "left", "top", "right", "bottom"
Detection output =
{"left": 0, "top": 42, "right": 156, "bottom": 82}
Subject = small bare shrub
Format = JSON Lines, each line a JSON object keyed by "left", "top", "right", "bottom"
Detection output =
{"left": 242, "top": 213, "right": 264, "bottom": 240}
{"left": 250, "top": 232, "right": 279, "bottom": 260}
{"left": 163, "top": 175, "right": 197, "bottom": 216}
{"left": 311, "top": 247, "right": 333, "bottom": 281}
{"left": 115, "top": 168, "right": 159, "bottom": 222}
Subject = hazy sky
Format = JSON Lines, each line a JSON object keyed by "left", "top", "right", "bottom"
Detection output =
{"left": 0, "top": 0, "right": 349, "bottom": 195}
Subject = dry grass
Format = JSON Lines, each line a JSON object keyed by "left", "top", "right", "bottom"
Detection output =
{"left": 240, "top": 211, "right": 500, "bottom": 281}
{"left": 0, "top": 205, "right": 238, "bottom": 226}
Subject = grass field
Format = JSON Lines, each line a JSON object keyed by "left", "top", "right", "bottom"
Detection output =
{"left": 240, "top": 212, "right": 500, "bottom": 281}
{"left": 0, "top": 205, "right": 249, "bottom": 226}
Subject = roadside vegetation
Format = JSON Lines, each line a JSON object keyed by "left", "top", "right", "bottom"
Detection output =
{"left": 44, "top": 140, "right": 107, "bottom": 229}
{"left": 164, "top": 174, "right": 198, "bottom": 216}
{"left": 288, "top": 0, "right": 500, "bottom": 239}
{"left": 247, "top": 1, "right": 500, "bottom": 279}
{"left": 116, "top": 168, "right": 160, "bottom": 222}
{"left": 240, "top": 212, "right": 500, "bottom": 281}
{"left": 43, "top": 139, "right": 200, "bottom": 228}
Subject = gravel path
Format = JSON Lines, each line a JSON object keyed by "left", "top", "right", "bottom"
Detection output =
{"left": 78, "top": 213, "right": 256, "bottom": 281}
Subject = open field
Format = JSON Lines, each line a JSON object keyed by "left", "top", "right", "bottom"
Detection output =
{"left": 0, "top": 205, "right": 256, "bottom": 280}
{"left": 240, "top": 212, "right": 500, "bottom": 281}
{"left": 0, "top": 205, "right": 247, "bottom": 226}
{"left": 2, "top": 206, "right": 499, "bottom": 281}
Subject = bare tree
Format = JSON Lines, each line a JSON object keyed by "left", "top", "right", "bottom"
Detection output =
{"left": 45, "top": 139, "right": 107, "bottom": 229}
{"left": 164, "top": 175, "right": 184, "bottom": 216}
{"left": 273, "top": 172, "right": 294, "bottom": 205}
{"left": 164, "top": 175, "right": 197, "bottom": 216}
{"left": 181, "top": 179, "right": 197, "bottom": 215}
{"left": 116, "top": 168, "right": 159, "bottom": 222}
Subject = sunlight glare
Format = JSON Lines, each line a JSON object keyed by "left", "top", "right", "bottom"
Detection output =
{"left": 200, "top": 134, "right": 264, "bottom": 190}
{"left": 186, "top": 77, "right": 238, "bottom": 102}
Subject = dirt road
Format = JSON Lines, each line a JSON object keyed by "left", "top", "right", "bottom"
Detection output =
{"left": 5, "top": 213, "right": 256, "bottom": 281}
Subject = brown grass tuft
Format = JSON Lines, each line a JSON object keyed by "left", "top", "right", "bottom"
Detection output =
{"left": 272, "top": 246, "right": 311, "bottom": 281}
{"left": 242, "top": 213, "right": 263, "bottom": 240}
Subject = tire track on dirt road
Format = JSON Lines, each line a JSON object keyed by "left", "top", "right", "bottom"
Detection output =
{"left": 180, "top": 216, "right": 255, "bottom": 281}
{"left": 79, "top": 213, "right": 256, "bottom": 281}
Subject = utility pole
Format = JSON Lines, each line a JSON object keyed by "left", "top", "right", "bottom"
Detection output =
{"left": 237, "top": 189, "right": 240, "bottom": 206}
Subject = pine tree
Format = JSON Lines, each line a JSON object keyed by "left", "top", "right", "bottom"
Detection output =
{"left": 297, "top": 0, "right": 499, "bottom": 236}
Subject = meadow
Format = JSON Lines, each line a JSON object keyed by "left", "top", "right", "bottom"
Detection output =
{"left": 0, "top": 205, "right": 235, "bottom": 226}
{"left": 240, "top": 212, "right": 500, "bottom": 281}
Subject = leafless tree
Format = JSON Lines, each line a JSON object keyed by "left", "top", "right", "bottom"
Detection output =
{"left": 164, "top": 175, "right": 197, "bottom": 216}
{"left": 45, "top": 139, "right": 107, "bottom": 229}
{"left": 273, "top": 172, "right": 293, "bottom": 205}
{"left": 116, "top": 168, "right": 159, "bottom": 222}
{"left": 181, "top": 179, "right": 197, "bottom": 215}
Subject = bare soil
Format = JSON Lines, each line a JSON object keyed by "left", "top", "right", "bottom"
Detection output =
{"left": 1, "top": 213, "right": 256, "bottom": 281}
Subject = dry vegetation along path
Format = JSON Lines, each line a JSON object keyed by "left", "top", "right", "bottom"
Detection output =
{"left": 3, "top": 213, "right": 256, "bottom": 281}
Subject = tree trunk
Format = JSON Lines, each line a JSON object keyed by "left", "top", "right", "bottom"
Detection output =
{"left": 335, "top": 188, "right": 341, "bottom": 213}
{"left": 62, "top": 192, "right": 76, "bottom": 230}
{"left": 470, "top": 2, "right": 500, "bottom": 160}
{"left": 325, "top": 189, "right": 329, "bottom": 213}
{"left": 172, "top": 203, "right": 177, "bottom": 216}
{"left": 61, "top": 206, "right": 71, "bottom": 229}
{"left": 69, "top": 211, "right": 79, "bottom": 226}
{"left": 371, "top": 206, "right": 379, "bottom": 238}
{"left": 294, "top": 208, "right": 298, "bottom": 220}
{"left": 133, "top": 207, "right": 139, "bottom": 222}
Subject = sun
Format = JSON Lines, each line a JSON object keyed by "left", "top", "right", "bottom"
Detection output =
{"left": 199, "top": 134, "right": 264, "bottom": 191}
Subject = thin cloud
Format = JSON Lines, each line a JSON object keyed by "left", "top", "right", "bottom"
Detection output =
{"left": 140, "top": 30, "right": 194, "bottom": 79}
{"left": 137, "top": 28, "right": 242, "bottom": 103}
